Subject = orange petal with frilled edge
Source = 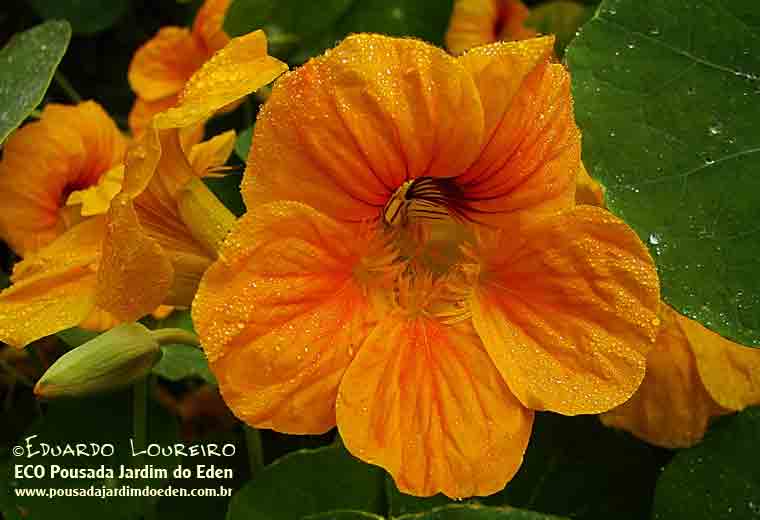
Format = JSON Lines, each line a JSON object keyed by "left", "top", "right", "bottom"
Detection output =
{"left": 678, "top": 311, "right": 760, "bottom": 411}
{"left": 188, "top": 130, "right": 236, "bottom": 176}
{"left": 446, "top": 0, "right": 536, "bottom": 55}
{"left": 470, "top": 205, "right": 660, "bottom": 415}
{"left": 243, "top": 33, "right": 485, "bottom": 222}
{"left": 95, "top": 194, "right": 174, "bottom": 322}
{"left": 0, "top": 217, "right": 105, "bottom": 348}
{"left": 600, "top": 305, "right": 725, "bottom": 448}
{"left": 192, "top": 201, "right": 388, "bottom": 434}
{"left": 129, "top": 27, "right": 207, "bottom": 102}
{"left": 337, "top": 315, "right": 533, "bottom": 498}
{"left": 0, "top": 101, "right": 127, "bottom": 256}
{"left": 192, "top": 0, "right": 230, "bottom": 53}
{"left": 154, "top": 30, "right": 287, "bottom": 130}
{"left": 575, "top": 162, "right": 605, "bottom": 207}
{"left": 456, "top": 40, "right": 579, "bottom": 228}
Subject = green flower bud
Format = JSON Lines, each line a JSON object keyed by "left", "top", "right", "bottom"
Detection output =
{"left": 35, "top": 323, "right": 161, "bottom": 398}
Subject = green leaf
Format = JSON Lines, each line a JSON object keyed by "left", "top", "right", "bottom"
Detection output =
{"left": 27, "top": 0, "right": 129, "bottom": 34}
{"left": 57, "top": 327, "right": 100, "bottom": 348}
{"left": 226, "top": 0, "right": 455, "bottom": 64}
{"left": 9, "top": 391, "right": 179, "bottom": 519}
{"left": 397, "top": 504, "right": 569, "bottom": 519}
{"left": 0, "top": 20, "right": 70, "bottom": 145}
{"left": 205, "top": 175, "right": 246, "bottom": 217}
{"left": 227, "top": 443, "right": 385, "bottom": 520}
{"left": 304, "top": 511, "right": 386, "bottom": 520}
{"left": 153, "top": 344, "right": 216, "bottom": 385}
{"left": 653, "top": 407, "right": 760, "bottom": 519}
{"left": 235, "top": 126, "right": 253, "bottom": 161}
{"left": 566, "top": 0, "right": 760, "bottom": 346}
{"left": 525, "top": 1, "right": 594, "bottom": 58}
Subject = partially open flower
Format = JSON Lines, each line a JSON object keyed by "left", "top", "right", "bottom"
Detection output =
{"left": 445, "top": 0, "right": 537, "bottom": 55}
{"left": 194, "top": 34, "right": 660, "bottom": 498}
{"left": 0, "top": 102, "right": 127, "bottom": 256}
{"left": 128, "top": 0, "right": 231, "bottom": 135}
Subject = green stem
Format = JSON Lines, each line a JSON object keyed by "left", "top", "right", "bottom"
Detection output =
{"left": 54, "top": 70, "right": 82, "bottom": 103}
{"left": 133, "top": 377, "right": 148, "bottom": 462}
{"left": 244, "top": 426, "right": 264, "bottom": 477}
{"left": 28, "top": 109, "right": 43, "bottom": 119}
{"left": 149, "top": 328, "right": 200, "bottom": 348}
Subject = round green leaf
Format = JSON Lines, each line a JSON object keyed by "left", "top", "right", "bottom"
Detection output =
{"left": 397, "top": 504, "right": 569, "bottom": 519}
{"left": 227, "top": 443, "right": 385, "bottom": 520}
{"left": 0, "top": 20, "right": 70, "bottom": 145}
{"left": 153, "top": 344, "right": 216, "bottom": 385}
{"left": 27, "top": 0, "right": 129, "bottom": 34}
{"left": 525, "top": 1, "right": 594, "bottom": 58}
{"left": 653, "top": 407, "right": 760, "bottom": 519}
{"left": 566, "top": 0, "right": 760, "bottom": 346}
{"left": 234, "top": 126, "right": 253, "bottom": 161}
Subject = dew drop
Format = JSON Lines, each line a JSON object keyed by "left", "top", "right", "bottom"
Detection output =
{"left": 648, "top": 27, "right": 660, "bottom": 36}
{"left": 704, "top": 157, "right": 715, "bottom": 165}
{"left": 609, "top": 130, "right": 616, "bottom": 137}
{"left": 708, "top": 123, "right": 722, "bottom": 136}
{"left": 627, "top": 42, "right": 636, "bottom": 49}
{"left": 648, "top": 233, "right": 661, "bottom": 246}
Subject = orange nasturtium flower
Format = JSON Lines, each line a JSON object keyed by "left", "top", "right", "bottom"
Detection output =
{"left": 576, "top": 174, "right": 760, "bottom": 448}
{"left": 446, "top": 0, "right": 537, "bottom": 55}
{"left": 0, "top": 31, "right": 285, "bottom": 348}
{"left": 192, "top": 34, "right": 661, "bottom": 497}
{"left": 128, "top": 0, "right": 231, "bottom": 135}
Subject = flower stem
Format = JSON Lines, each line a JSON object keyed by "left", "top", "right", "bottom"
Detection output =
{"left": 54, "top": 70, "right": 82, "bottom": 103}
{"left": 244, "top": 426, "right": 264, "bottom": 477}
{"left": 150, "top": 328, "right": 200, "bottom": 348}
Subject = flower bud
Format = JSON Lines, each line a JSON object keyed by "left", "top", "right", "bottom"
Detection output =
{"left": 35, "top": 323, "right": 161, "bottom": 398}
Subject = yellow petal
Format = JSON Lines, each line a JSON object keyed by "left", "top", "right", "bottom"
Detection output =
{"left": 188, "top": 130, "right": 236, "bottom": 176}
{"left": 192, "top": 201, "right": 383, "bottom": 434}
{"left": 575, "top": 162, "right": 605, "bottom": 206}
{"left": 0, "top": 217, "right": 105, "bottom": 348}
{"left": 128, "top": 27, "right": 207, "bottom": 102}
{"left": 470, "top": 205, "right": 660, "bottom": 415}
{"left": 600, "top": 305, "right": 725, "bottom": 448}
{"left": 337, "top": 315, "right": 533, "bottom": 498}
{"left": 66, "top": 164, "right": 125, "bottom": 217}
{"left": 154, "top": 30, "right": 287, "bottom": 130}
{"left": 457, "top": 40, "right": 580, "bottom": 227}
{"left": 678, "top": 311, "right": 760, "bottom": 411}
{"left": 95, "top": 195, "right": 174, "bottom": 322}
{"left": 243, "top": 33, "right": 485, "bottom": 222}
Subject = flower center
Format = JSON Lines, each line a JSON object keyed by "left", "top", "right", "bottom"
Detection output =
{"left": 382, "top": 176, "right": 466, "bottom": 227}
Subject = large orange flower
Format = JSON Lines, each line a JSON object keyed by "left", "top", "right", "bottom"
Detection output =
{"left": 193, "top": 34, "right": 660, "bottom": 497}
{"left": 0, "top": 102, "right": 127, "bottom": 256}
{"left": 445, "top": 0, "right": 537, "bottom": 55}
{"left": 128, "top": 0, "right": 231, "bottom": 135}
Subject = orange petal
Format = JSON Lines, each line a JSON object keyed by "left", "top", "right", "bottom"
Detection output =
{"left": 192, "top": 0, "right": 230, "bottom": 53}
{"left": 243, "top": 33, "right": 485, "bottom": 222}
{"left": 446, "top": 0, "right": 536, "bottom": 55}
{"left": 128, "top": 27, "right": 207, "bottom": 102}
{"left": 337, "top": 315, "right": 533, "bottom": 498}
{"left": 192, "top": 201, "right": 384, "bottom": 434}
{"left": 575, "top": 162, "right": 605, "bottom": 207}
{"left": 128, "top": 95, "right": 178, "bottom": 138}
{"left": 457, "top": 40, "right": 579, "bottom": 227}
{"left": 470, "top": 205, "right": 660, "bottom": 415}
{"left": 154, "top": 30, "right": 287, "bottom": 130}
{"left": 0, "top": 101, "right": 126, "bottom": 255}
{"left": 188, "top": 130, "right": 236, "bottom": 176}
{"left": 66, "top": 164, "right": 125, "bottom": 217}
{"left": 600, "top": 305, "right": 725, "bottom": 448}
{"left": 95, "top": 195, "right": 174, "bottom": 322}
{"left": 0, "top": 217, "right": 105, "bottom": 348}
{"left": 79, "top": 307, "right": 122, "bottom": 332}
{"left": 678, "top": 311, "right": 760, "bottom": 411}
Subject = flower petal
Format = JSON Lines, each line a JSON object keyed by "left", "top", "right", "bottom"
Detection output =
{"left": 679, "top": 312, "right": 760, "bottom": 411}
{"left": 575, "top": 162, "right": 605, "bottom": 206}
{"left": 0, "top": 217, "right": 105, "bottom": 347}
{"left": 95, "top": 194, "right": 174, "bottom": 322}
{"left": 192, "top": 0, "right": 230, "bottom": 53}
{"left": 600, "top": 305, "right": 725, "bottom": 448}
{"left": 470, "top": 205, "right": 660, "bottom": 415}
{"left": 128, "top": 27, "right": 207, "bottom": 102}
{"left": 128, "top": 95, "right": 178, "bottom": 138}
{"left": 337, "top": 315, "right": 533, "bottom": 498}
{"left": 446, "top": 0, "right": 536, "bottom": 55}
{"left": 188, "top": 130, "right": 236, "bottom": 176}
{"left": 192, "top": 201, "right": 382, "bottom": 433}
{"left": 154, "top": 30, "right": 287, "bottom": 130}
{"left": 243, "top": 33, "right": 485, "bottom": 222}
{"left": 0, "top": 101, "right": 126, "bottom": 255}
{"left": 457, "top": 39, "right": 580, "bottom": 226}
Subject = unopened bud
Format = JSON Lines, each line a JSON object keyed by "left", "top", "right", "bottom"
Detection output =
{"left": 35, "top": 323, "right": 161, "bottom": 398}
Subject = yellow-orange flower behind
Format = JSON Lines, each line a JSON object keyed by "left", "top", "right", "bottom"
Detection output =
{"left": 128, "top": 0, "right": 230, "bottom": 135}
{"left": 193, "top": 34, "right": 661, "bottom": 498}
{"left": 446, "top": 0, "right": 537, "bottom": 55}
